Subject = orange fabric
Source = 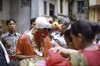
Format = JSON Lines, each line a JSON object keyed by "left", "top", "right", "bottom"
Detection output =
{"left": 16, "top": 34, "right": 52, "bottom": 57}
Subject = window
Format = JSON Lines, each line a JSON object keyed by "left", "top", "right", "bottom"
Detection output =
{"left": 0, "top": 0, "right": 2, "bottom": 12}
{"left": 49, "top": 3, "right": 55, "bottom": 16}
{"left": 77, "top": 0, "right": 84, "bottom": 13}
{"left": 60, "top": 0, "right": 63, "bottom": 13}
{"left": 44, "top": 1, "right": 47, "bottom": 15}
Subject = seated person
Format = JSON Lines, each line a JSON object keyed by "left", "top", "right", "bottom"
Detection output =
{"left": 16, "top": 17, "right": 53, "bottom": 60}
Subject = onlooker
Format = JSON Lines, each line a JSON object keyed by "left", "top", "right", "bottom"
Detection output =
{"left": 49, "top": 19, "right": 100, "bottom": 66}
{"left": 1, "top": 19, "right": 20, "bottom": 61}
{"left": 51, "top": 19, "right": 70, "bottom": 48}
{"left": 16, "top": 17, "right": 53, "bottom": 60}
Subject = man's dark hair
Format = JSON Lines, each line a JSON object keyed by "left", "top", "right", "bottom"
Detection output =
{"left": 31, "top": 18, "right": 36, "bottom": 25}
{"left": 6, "top": 19, "right": 16, "bottom": 25}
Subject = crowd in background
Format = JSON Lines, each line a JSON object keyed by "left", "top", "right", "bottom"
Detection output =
{"left": 0, "top": 15, "right": 100, "bottom": 66}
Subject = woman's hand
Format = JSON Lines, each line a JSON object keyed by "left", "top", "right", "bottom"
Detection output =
{"left": 50, "top": 47, "right": 78, "bottom": 58}
{"left": 50, "top": 47, "right": 62, "bottom": 53}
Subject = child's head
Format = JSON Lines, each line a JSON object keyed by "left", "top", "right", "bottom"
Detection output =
{"left": 64, "top": 29, "right": 76, "bottom": 49}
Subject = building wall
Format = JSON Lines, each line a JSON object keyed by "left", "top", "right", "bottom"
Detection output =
{"left": 97, "top": 8, "right": 100, "bottom": 21}
{"left": 10, "top": 0, "right": 30, "bottom": 34}
{"left": 89, "top": 8, "right": 95, "bottom": 22}
{"left": 96, "top": 0, "right": 100, "bottom": 5}
{"left": 71, "top": 0, "right": 89, "bottom": 20}
{"left": 0, "top": 0, "right": 68, "bottom": 34}
{"left": 0, "top": 0, "right": 10, "bottom": 20}
{"left": 89, "top": 0, "right": 96, "bottom": 6}
{"left": 63, "top": 0, "right": 68, "bottom": 16}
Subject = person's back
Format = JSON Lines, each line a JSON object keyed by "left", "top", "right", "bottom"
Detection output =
{"left": 70, "top": 19, "right": 100, "bottom": 66}
{"left": 82, "top": 45, "right": 100, "bottom": 66}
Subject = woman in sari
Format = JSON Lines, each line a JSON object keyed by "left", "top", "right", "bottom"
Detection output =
{"left": 49, "top": 19, "right": 100, "bottom": 66}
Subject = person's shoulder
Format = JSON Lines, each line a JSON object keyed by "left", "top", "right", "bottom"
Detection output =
{"left": 1, "top": 32, "right": 9, "bottom": 38}
{"left": 19, "top": 33, "right": 29, "bottom": 39}
{"left": 15, "top": 32, "right": 20, "bottom": 35}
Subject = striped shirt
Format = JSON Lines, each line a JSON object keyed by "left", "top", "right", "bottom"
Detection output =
{"left": 1, "top": 32, "right": 20, "bottom": 57}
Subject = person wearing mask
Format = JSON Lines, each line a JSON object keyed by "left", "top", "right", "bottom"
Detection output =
{"left": 16, "top": 17, "right": 53, "bottom": 60}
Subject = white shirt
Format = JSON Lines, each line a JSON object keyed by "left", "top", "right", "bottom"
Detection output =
{"left": 51, "top": 32, "right": 68, "bottom": 48}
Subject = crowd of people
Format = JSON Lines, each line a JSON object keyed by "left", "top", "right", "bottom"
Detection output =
{"left": 0, "top": 15, "right": 100, "bottom": 66}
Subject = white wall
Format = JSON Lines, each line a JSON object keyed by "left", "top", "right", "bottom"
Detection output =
{"left": 89, "top": 0, "right": 96, "bottom": 6}
{"left": 31, "top": 0, "right": 39, "bottom": 18}
{"left": 10, "top": 0, "right": 30, "bottom": 34}
{"left": 63, "top": 0, "right": 68, "bottom": 15}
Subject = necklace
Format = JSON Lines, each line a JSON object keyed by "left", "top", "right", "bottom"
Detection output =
{"left": 31, "top": 35, "right": 45, "bottom": 57}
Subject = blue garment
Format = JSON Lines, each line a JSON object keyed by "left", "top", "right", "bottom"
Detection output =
{"left": 0, "top": 44, "right": 8, "bottom": 66}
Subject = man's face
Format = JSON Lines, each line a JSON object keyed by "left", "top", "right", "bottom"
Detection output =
{"left": 61, "top": 24, "right": 68, "bottom": 33}
{"left": 8, "top": 20, "right": 16, "bottom": 31}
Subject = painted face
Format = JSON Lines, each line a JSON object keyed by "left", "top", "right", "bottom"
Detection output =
{"left": 36, "top": 28, "right": 53, "bottom": 38}
{"left": 8, "top": 20, "right": 16, "bottom": 31}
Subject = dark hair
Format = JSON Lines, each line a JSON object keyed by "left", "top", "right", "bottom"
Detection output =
{"left": 6, "top": 19, "right": 16, "bottom": 25}
{"left": 58, "top": 19, "right": 69, "bottom": 25}
{"left": 53, "top": 15, "right": 58, "bottom": 21}
{"left": 64, "top": 29, "right": 72, "bottom": 42}
{"left": 31, "top": 18, "right": 36, "bottom": 25}
{"left": 71, "top": 19, "right": 100, "bottom": 42}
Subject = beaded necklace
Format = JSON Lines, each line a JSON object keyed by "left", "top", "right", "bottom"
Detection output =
{"left": 31, "top": 34, "right": 45, "bottom": 57}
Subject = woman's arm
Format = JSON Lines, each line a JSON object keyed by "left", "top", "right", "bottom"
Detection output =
{"left": 50, "top": 47, "right": 78, "bottom": 57}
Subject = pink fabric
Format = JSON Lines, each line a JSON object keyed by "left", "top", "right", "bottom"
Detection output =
{"left": 82, "top": 45, "right": 100, "bottom": 66}
{"left": 46, "top": 50, "right": 71, "bottom": 66}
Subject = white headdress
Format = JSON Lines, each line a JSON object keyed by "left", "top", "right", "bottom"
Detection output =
{"left": 35, "top": 17, "right": 52, "bottom": 28}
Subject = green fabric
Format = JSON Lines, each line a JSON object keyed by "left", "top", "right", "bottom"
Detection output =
{"left": 70, "top": 53, "right": 88, "bottom": 66}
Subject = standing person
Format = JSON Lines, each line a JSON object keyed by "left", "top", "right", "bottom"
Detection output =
{"left": 49, "top": 19, "right": 100, "bottom": 66}
{"left": 16, "top": 17, "right": 53, "bottom": 60}
{"left": 0, "top": 41, "right": 10, "bottom": 66}
{"left": 1, "top": 19, "right": 20, "bottom": 62}
{"left": 24, "top": 18, "right": 36, "bottom": 33}
{"left": 51, "top": 19, "right": 70, "bottom": 48}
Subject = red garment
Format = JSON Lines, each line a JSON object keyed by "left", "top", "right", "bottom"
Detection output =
{"left": 55, "top": 27, "right": 61, "bottom": 32}
{"left": 81, "top": 45, "right": 100, "bottom": 66}
{"left": 46, "top": 50, "right": 71, "bottom": 66}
